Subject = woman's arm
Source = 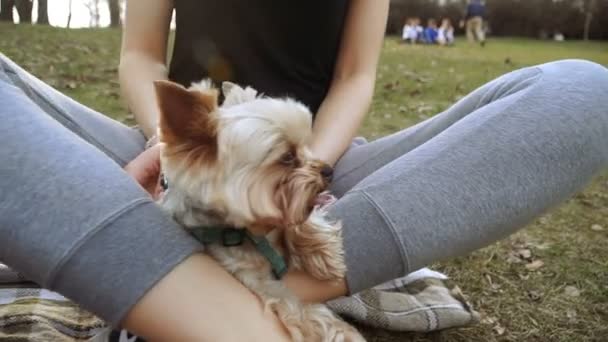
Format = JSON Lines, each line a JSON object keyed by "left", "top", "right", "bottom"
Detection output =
{"left": 309, "top": 0, "right": 389, "bottom": 166}
{"left": 119, "top": 0, "right": 173, "bottom": 138}
{"left": 282, "top": 0, "right": 389, "bottom": 300}
{"left": 123, "top": 254, "right": 290, "bottom": 342}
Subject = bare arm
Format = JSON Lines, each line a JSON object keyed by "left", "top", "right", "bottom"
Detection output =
{"left": 119, "top": 0, "right": 173, "bottom": 138}
{"left": 123, "top": 254, "right": 290, "bottom": 342}
{"left": 283, "top": 1, "right": 390, "bottom": 299}
{"left": 309, "top": 0, "right": 389, "bottom": 166}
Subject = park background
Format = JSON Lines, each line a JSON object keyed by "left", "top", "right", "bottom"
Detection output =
{"left": 1, "top": 1, "right": 607, "bottom": 341}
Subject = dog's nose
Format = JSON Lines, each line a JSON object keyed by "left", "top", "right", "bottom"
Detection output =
{"left": 320, "top": 165, "right": 334, "bottom": 181}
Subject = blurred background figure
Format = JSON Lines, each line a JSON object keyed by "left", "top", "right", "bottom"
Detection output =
{"left": 402, "top": 18, "right": 416, "bottom": 43}
{"left": 414, "top": 17, "right": 424, "bottom": 43}
{"left": 402, "top": 17, "right": 424, "bottom": 44}
{"left": 423, "top": 18, "right": 439, "bottom": 44}
{"left": 464, "top": 0, "right": 486, "bottom": 46}
{"left": 437, "top": 18, "right": 455, "bottom": 46}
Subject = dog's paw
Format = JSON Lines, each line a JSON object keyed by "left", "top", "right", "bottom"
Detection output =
{"left": 285, "top": 209, "right": 346, "bottom": 280}
{"left": 300, "top": 304, "right": 366, "bottom": 342}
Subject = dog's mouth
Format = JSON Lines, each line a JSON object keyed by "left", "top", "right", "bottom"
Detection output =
{"left": 314, "top": 191, "right": 337, "bottom": 209}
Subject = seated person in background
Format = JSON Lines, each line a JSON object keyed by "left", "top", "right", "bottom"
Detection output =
{"left": 402, "top": 18, "right": 418, "bottom": 43}
{"left": 414, "top": 17, "right": 425, "bottom": 43}
{"left": 423, "top": 19, "right": 439, "bottom": 44}
{"left": 438, "top": 18, "right": 455, "bottom": 46}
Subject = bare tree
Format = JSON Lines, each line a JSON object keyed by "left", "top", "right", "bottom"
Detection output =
{"left": 109, "top": 0, "right": 120, "bottom": 27}
{"left": 14, "top": 0, "right": 32, "bottom": 23}
{"left": 66, "top": 0, "right": 72, "bottom": 27}
{"left": 84, "top": 0, "right": 101, "bottom": 27}
{"left": 37, "top": 0, "right": 48, "bottom": 24}
{"left": 0, "top": 0, "right": 15, "bottom": 22}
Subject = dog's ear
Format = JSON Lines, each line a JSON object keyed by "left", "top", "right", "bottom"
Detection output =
{"left": 154, "top": 80, "right": 219, "bottom": 145}
{"left": 222, "top": 81, "right": 258, "bottom": 107}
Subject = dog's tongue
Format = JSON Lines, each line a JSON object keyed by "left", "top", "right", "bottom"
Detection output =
{"left": 314, "top": 192, "right": 337, "bottom": 209}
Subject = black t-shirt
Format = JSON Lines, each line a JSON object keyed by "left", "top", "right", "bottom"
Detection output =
{"left": 169, "top": 0, "right": 349, "bottom": 115}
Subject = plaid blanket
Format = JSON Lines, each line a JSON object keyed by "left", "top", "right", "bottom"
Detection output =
{"left": 0, "top": 264, "right": 478, "bottom": 341}
{"left": 0, "top": 288, "right": 107, "bottom": 341}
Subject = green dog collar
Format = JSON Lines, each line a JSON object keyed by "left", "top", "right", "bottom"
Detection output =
{"left": 189, "top": 226, "right": 288, "bottom": 279}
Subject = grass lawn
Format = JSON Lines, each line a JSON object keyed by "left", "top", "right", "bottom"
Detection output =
{"left": 1, "top": 24, "right": 607, "bottom": 342}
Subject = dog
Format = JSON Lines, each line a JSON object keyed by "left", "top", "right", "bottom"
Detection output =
{"left": 153, "top": 79, "right": 365, "bottom": 341}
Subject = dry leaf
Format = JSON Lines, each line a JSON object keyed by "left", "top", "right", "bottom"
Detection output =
{"left": 591, "top": 224, "right": 604, "bottom": 231}
{"left": 527, "top": 290, "right": 542, "bottom": 301}
{"left": 564, "top": 285, "right": 581, "bottom": 297}
{"left": 525, "top": 260, "right": 544, "bottom": 271}
{"left": 517, "top": 249, "right": 532, "bottom": 260}
{"left": 481, "top": 316, "right": 497, "bottom": 325}
{"left": 493, "top": 324, "right": 506, "bottom": 336}
{"left": 506, "top": 252, "right": 522, "bottom": 264}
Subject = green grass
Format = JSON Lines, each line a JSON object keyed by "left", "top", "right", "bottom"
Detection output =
{"left": 1, "top": 24, "right": 607, "bottom": 342}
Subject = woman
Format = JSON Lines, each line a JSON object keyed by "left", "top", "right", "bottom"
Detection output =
{"left": 1, "top": 0, "right": 607, "bottom": 340}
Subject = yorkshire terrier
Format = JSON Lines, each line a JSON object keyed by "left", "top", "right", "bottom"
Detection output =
{"left": 154, "top": 79, "right": 364, "bottom": 341}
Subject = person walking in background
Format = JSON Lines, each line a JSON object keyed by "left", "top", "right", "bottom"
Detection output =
{"left": 464, "top": 0, "right": 486, "bottom": 46}
{"left": 438, "top": 18, "right": 455, "bottom": 46}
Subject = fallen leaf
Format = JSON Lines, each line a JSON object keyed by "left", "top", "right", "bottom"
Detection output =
{"left": 527, "top": 290, "right": 542, "bottom": 301}
{"left": 591, "top": 224, "right": 604, "bottom": 231}
{"left": 409, "top": 89, "right": 422, "bottom": 97}
{"left": 566, "top": 309, "right": 577, "bottom": 321}
{"left": 564, "top": 285, "right": 580, "bottom": 297}
{"left": 517, "top": 249, "right": 532, "bottom": 260}
{"left": 493, "top": 324, "right": 506, "bottom": 336}
{"left": 481, "top": 316, "right": 497, "bottom": 325}
{"left": 525, "top": 260, "right": 544, "bottom": 271}
{"left": 506, "top": 252, "right": 523, "bottom": 264}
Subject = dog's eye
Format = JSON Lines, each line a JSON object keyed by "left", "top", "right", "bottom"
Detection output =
{"left": 280, "top": 151, "right": 296, "bottom": 165}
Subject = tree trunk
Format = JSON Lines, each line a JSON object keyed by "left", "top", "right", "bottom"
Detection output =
{"left": 0, "top": 0, "right": 15, "bottom": 22}
{"left": 584, "top": 12, "right": 592, "bottom": 40}
{"left": 66, "top": 0, "right": 72, "bottom": 27}
{"left": 91, "top": 0, "right": 100, "bottom": 27}
{"left": 109, "top": 0, "right": 120, "bottom": 27}
{"left": 37, "top": 0, "right": 48, "bottom": 24}
{"left": 14, "top": 0, "right": 32, "bottom": 23}
{"left": 583, "top": 0, "right": 596, "bottom": 40}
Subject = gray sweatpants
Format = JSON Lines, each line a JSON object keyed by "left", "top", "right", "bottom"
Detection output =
{"left": 1, "top": 54, "right": 607, "bottom": 326}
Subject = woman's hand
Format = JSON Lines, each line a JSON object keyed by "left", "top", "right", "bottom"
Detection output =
{"left": 124, "top": 144, "right": 163, "bottom": 200}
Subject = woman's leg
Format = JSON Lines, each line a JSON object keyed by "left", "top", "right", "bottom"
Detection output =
{"left": 0, "top": 58, "right": 203, "bottom": 325}
{"left": 0, "top": 57, "right": 293, "bottom": 341}
{"left": 0, "top": 53, "right": 145, "bottom": 165}
{"left": 329, "top": 60, "right": 608, "bottom": 294}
